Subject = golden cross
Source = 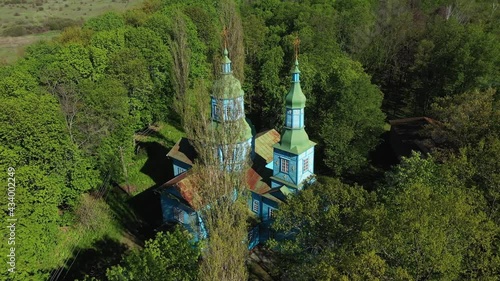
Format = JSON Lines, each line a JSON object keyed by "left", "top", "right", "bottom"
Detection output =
{"left": 293, "top": 36, "right": 300, "bottom": 61}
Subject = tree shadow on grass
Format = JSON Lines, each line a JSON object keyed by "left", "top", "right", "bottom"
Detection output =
{"left": 54, "top": 236, "right": 128, "bottom": 281}
{"left": 105, "top": 185, "right": 159, "bottom": 245}
{"left": 139, "top": 141, "right": 172, "bottom": 185}
{"left": 131, "top": 139, "right": 173, "bottom": 231}
{"left": 105, "top": 183, "right": 167, "bottom": 245}
{"left": 127, "top": 183, "right": 164, "bottom": 235}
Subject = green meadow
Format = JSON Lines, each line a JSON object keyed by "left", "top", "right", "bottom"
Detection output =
{"left": 0, "top": 0, "right": 144, "bottom": 63}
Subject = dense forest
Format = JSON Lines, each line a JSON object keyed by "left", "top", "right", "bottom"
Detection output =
{"left": 0, "top": 0, "right": 498, "bottom": 280}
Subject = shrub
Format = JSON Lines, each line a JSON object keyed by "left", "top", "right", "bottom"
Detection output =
{"left": 3, "top": 25, "right": 27, "bottom": 36}
{"left": 44, "top": 17, "right": 79, "bottom": 31}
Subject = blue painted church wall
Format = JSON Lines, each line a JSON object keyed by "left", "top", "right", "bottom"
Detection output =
{"left": 272, "top": 149, "right": 298, "bottom": 187}
{"left": 248, "top": 193, "right": 278, "bottom": 222}
{"left": 247, "top": 193, "right": 279, "bottom": 249}
{"left": 160, "top": 189, "right": 208, "bottom": 241}
{"left": 297, "top": 146, "right": 314, "bottom": 185}
{"left": 172, "top": 159, "right": 191, "bottom": 177}
{"left": 211, "top": 97, "right": 245, "bottom": 121}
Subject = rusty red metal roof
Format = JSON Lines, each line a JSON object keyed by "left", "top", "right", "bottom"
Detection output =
{"left": 176, "top": 176, "right": 201, "bottom": 209}
{"left": 162, "top": 172, "right": 201, "bottom": 209}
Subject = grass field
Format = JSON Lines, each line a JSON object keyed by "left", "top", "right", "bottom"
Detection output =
{"left": 124, "top": 122, "right": 185, "bottom": 195}
{"left": 0, "top": 30, "right": 58, "bottom": 63}
{"left": 0, "top": 0, "right": 144, "bottom": 63}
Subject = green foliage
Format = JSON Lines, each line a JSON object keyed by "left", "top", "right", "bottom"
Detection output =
{"left": 0, "top": 64, "right": 38, "bottom": 97}
{"left": 333, "top": 0, "right": 376, "bottom": 55}
{"left": 426, "top": 89, "right": 500, "bottom": 228}
{"left": 428, "top": 88, "right": 499, "bottom": 149}
{"left": 269, "top": 177, "right": 381, "bottom": 280}
{"left": 272, "top": 153, "right": 500, "bottom": 280}
{"left": 256, "top": 46, "right": 286, "bottom": 128}
{"left": 84, "top": 12, "right": 125, "bottom": 32}
{"left": 90, "top": 28, "right": 126, "bottom": 56}
{"left": 75, "top": 78, "right": 131, "bottom": 154}
{"left": 409, "top": 19, "right": 499, "bottom": 114}
{"left": 107, "top": 48, "right": 155, "bottom": 126}
{"left": 357, "top": 1, "right": 500, "bottom": 117}
{"left": 106, "top": 228, "right": 200, "bottom": 281}
{"left": 315, "top": 56, "right": 385, "bottom": 175}
{"left": 53, "top": 43, "right": 94, "bottom": 80}
{"left": 0, "top": 90, "right": 99, "bottom": 279}
{"left": 144, "top": 9, "right": 210, "bottom": 81}
{"left": 0, "top": 0, "right": 498, "bottom": 279}
{"left": 379, "top": 153, "right": 499, "bottom": 280}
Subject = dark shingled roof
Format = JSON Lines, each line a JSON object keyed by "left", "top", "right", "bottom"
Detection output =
{"left": 389, "top": 117, "right": 439, "bottom": 158}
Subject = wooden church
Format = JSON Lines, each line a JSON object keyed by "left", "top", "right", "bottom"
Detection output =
{"left": 159, "top": 45, "right": 315, "bottom": 248}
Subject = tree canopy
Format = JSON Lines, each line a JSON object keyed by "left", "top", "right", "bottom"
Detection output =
{"left": 0, "top": 0, "right": 498, "bottom": 279}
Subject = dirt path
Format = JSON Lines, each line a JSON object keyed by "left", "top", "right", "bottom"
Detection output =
{"left": 0, "top": 35, "right": 39, "bottom": 48}
{"left": 0, "top": 31, "right": 59, "bottom": 46}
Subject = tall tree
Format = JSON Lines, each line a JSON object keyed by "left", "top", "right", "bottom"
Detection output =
{"left": 427, "top": 88, "right": 499, "bottom": 150}
{"left": 312, "top": 56, "right": 385, "bottom": 176}
{"left": 168, "top": 10, "right": 191, "bottom": 120}
{"left": 217, "top": 0, "right": 245, "bottom": 82}
{"left": 0, "top": 88, "right": 99, "bottom": 279}
{"left": 181, "top": 80, "right": 250, "bottom": 281}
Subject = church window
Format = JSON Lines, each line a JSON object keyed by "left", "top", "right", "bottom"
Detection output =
{"left": 173, "top": 207, "right": 183, "bottom": 223}
{"left": 280, "top": 158, "right": 289, "bottom": 173}
{"left": 303, "top": 158, "right": 309, "bottom": 171}
{"left": 286, "top": 109, "right": 292, "bottom": 127}
{"left": 252, "top": 200, "right": 260, "bottom": 213}
{"left": 292, "top": 109, "right": 300, "bottom": 127}
{"left": 175, "top": 166, "right": 186, "bottom": 176}
{"left": 224, "top": 103, "right": 231, "bottom": 120}
{"left": 214, "top": 104, "right": 220, "bottom": 119}
{"left": 268, "top": 208, "right": 275, "bottom": 219}
{"left": 234, "top": 97, "right": 243, "bottom": 119}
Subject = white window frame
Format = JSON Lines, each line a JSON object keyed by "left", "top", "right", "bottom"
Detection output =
{"left": 268, "top": 208, "right": 275, "bottom": 219}
{"left": 252, "top": 200, "right": 259, "bottom": 213}
{"left": 175, "top": 166, "right": 186, "bottom": 175}
{"left": 280, "top": 158, "right": 289, "bottom": 173}
{"left": 214, "top": 104, "right": 220, "bottom": 119}
{"left": 303, "top": 158, "right": 309, "bottom": 172}
{"left": 224, "top": 103, "right": 231, "bottom": 121}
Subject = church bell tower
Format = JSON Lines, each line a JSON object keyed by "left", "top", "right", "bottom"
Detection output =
{"left": 271, "top": 39, "right": 315, "bottom": 190}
